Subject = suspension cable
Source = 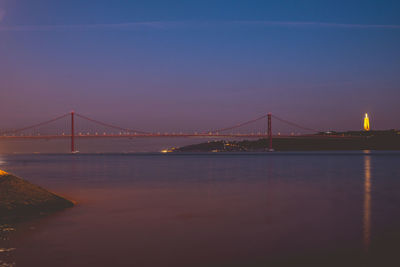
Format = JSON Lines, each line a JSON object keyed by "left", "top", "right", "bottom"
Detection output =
{"left": 75, "top": 113, "right": 150, "bottom": 134}
{"left": 206, "top": 114, "right": 268, "bottom": 133}
{"left": 0, "top": 113, "right": 70, "bottom": 135}
{"left": 271, "top": 115, "right": 321, "bottom": 133}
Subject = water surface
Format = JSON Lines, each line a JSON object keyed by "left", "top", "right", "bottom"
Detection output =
{"left": 1, "top": 152, "right": 400, "bottom": 266}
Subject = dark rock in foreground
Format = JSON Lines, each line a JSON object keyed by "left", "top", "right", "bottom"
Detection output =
{"left": 0, "top": 170, "right": 74, "bottom": 223}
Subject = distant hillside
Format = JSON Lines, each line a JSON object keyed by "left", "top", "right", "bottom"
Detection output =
{"left": 318, "top": 129, "right": 400, "bottom": 136}
{"left": 172, "top": 131, "right": 400, "bottom": 152}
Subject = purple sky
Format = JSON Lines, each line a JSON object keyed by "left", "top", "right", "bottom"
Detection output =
{"left": 1, "top": 0, "right": 400, "bottom": 133}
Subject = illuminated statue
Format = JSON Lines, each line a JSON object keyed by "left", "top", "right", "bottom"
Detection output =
{"left": 364, "top": 113, "right": 370, "bottom": 131}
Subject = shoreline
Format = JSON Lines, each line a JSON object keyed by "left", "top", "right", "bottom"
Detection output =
{"left": 171, "top": 134, "right": 400, "bottom": 153}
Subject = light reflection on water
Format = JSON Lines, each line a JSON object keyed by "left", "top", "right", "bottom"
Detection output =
{"left": 0, "top": 156, "right": 6, "bottom": 166}
{"left": 363, "top": 154, "right": 372, "bottom": 251}
{"left": 0, "top": 225, "right": 16, "bottom": 267}
{"left": 1, "top": 152, "right": 400, "bottom": 266}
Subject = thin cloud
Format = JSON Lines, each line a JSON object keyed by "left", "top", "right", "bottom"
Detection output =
{"left": 1, "top": 20, "right": 400, "bottom": 32}
{"left": 0, "top": 0, "right": 6, "bottom": 22}
{"left": 0, "top": 10, "right": 4, "bottom": 22}
{"left": 0, "top": 21, "right": 173, "bottom": 31}
{"left": 236, "top": 20, "right": 400, "bottom": 29}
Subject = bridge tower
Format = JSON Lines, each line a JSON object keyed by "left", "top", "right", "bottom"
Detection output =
{"left": 268, "top": 113, "right": 273, "bottom": 151}
{"left": 71, "top": 111, "right": 75, "bottom": 153}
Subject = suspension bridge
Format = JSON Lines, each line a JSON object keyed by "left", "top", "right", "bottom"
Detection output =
{"left": 0, "top": 111, "right": 336, "bottom": 152}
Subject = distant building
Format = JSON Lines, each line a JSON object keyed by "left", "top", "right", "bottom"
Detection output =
{"left": 364, "top": 113, "right": 370, "bottom": 131}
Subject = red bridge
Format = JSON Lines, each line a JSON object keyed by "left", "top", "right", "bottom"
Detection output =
{"left": 0, "top": 112, "right": 331, "bottom": 152}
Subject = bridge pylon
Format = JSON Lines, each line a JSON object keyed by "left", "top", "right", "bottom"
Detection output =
{"left": 268, "top": 113, "right": 273, "bottom": 151}
{"left": 71, "top": 111, "right": 75, "bottom": 153}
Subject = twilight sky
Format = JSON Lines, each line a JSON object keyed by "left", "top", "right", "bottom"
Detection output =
{"left": 0, "top": 0, "right": 399, "bottom": 132}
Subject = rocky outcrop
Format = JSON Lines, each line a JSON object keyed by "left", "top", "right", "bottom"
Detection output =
{"left": 0, "top": 170, "right": 74, "bottom": 223}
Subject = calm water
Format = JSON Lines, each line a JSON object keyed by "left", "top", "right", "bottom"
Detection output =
{"left": 1, "top": 152, "right": 400, "bottom": 266}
